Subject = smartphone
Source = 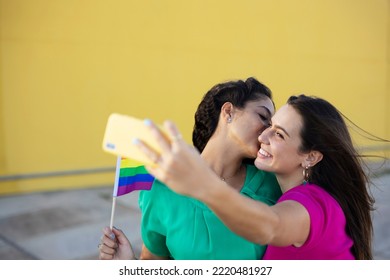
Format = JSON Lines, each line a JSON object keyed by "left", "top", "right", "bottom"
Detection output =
{"left": 102, "top": 113, "right": 166, "bottom": 165}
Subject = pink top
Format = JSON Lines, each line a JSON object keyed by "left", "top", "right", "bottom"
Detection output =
{"left": 263, "top": 183, "right": 354, "bottom": 260}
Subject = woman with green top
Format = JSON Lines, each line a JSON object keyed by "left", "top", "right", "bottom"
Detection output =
{"left": 99, "top": 77, "right": 281, "bottom": 260}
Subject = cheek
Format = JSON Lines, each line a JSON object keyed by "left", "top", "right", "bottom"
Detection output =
{"left": 274, "top": 146, "right": 300, "bottom": 165}
{"left": 249, "top": 119, "right": 265, "bottom": 133}
{"left": 237, "top": 119, "right": 264, "bottom": 143}
{"left": 258, "top": 124, "right": 269, "bottom": 134}
{"left": 255, "top": 118, "right": 270, "bottom": 133}
{"left": 249, "top": 127, "right": 262, "bottom": 142}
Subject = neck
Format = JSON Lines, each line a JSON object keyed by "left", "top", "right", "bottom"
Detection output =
{"left": 220, "top": 164, "right": 243, "bottom": 181}
{"left": 275, "top": 172, "right": 305, "bottom": 193}
{"left": 201, "top": 140, "right": 245, "bottom": 185}
{"left": 201, "top": 152, "right": 243, "bottom": 180}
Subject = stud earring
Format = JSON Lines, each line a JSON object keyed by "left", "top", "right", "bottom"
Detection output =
{"left": 227, "top": 117, "right": 232, "bottom": 123}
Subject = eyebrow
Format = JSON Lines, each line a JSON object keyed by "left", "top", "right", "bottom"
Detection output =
{"left": 274, "top": 124, "right": 290, "bottom": 137}
{"left": 258, "top": 106, "right": 272, "bottom": 117}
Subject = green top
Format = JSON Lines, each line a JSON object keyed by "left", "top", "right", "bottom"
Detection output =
{"left": 138, "top": 164, "right": 281, "bottom": 260}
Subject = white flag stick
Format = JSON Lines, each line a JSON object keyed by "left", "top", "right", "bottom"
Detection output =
{"left": 109, "top": 196, "right": 117, "bottom": 230}
{"left": 109, "top": 156, "right": 121, "bottom": 230}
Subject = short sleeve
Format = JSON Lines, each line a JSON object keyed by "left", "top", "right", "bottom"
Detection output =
{"left": 278, "top": 185, "right": 326, "bottom": 249}
{"left": 139, "top": 181, "right": 171, "bottom": 257}
{"left": 241, "top": 166, "right": 282, "bottom": 206}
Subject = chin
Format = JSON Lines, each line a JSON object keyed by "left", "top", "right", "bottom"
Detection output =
{"left": 254, "top": 158, "right": 272, "bottom": 172}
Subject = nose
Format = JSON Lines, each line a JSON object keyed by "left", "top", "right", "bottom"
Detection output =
{"left": 258, "top": 127, "right": 271, "bottom": 144}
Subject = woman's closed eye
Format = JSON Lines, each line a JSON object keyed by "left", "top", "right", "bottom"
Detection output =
{"left": 259, "top": 114, "right": 271, "bottom": 126}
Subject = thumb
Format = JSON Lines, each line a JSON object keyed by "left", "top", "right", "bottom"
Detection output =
{"left": 112, "top": 227, "right": 130, "bottom": 245}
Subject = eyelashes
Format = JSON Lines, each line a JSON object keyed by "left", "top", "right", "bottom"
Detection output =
{"left": 275, "top": 131, "right": 284, "bottom": 139}
{"left": 259, "top": 114, "right": 271, "bottom": 126}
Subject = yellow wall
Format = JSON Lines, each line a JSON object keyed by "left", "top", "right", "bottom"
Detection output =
{"left": 0, "top": 0, "right": 389, "bottom": 195}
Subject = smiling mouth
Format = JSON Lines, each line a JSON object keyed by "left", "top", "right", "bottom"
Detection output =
{"left": 259, "top": 148, "right": 272, "bottom": 158}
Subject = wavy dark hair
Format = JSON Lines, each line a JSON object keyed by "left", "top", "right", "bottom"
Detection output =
{"left": 192, "top": 77, "right": 273, "bottom": 155}
{"left": 287, "top": 95, "right": 375, "bottom": 260}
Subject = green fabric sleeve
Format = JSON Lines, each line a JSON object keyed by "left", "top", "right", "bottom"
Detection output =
{"left": 139, "top": 181, "right": 171, "bottom": 257}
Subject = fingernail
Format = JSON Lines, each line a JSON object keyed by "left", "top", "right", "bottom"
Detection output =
{"left": 109, "top": 233, "right": 115, "bottom": 240}
{"left": 144, "top": 119, "right": 152, "bottom": 126}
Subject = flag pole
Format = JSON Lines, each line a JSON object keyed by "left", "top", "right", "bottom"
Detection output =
{"left": 110, "top": 156, "right": 122, "bottom": 230}
{"left": 109, "top": 197, "right": 116, "bottom": 230}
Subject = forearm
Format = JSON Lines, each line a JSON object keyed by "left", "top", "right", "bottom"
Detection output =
{"left": 140, "top": 244, "right": 170, "bottom": 260}
{"left": 199, "top": 179, "right": 280, "bottom": 245}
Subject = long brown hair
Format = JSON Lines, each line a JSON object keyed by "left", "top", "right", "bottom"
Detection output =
{"left": 287, "top": 95, "right": 375, "bottom": 259}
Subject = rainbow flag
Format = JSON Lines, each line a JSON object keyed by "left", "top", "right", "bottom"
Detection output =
{"left": 112, "top": 156, "right": 154, "bottom": 197}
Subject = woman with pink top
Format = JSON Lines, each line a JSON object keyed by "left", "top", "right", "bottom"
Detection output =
{"left": 136, "top": 94, "right": 376, "bottom": 259}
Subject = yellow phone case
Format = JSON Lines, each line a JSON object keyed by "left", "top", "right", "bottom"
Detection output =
{"left": 102, "top": 113, "right": 165, "bottom": 165}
